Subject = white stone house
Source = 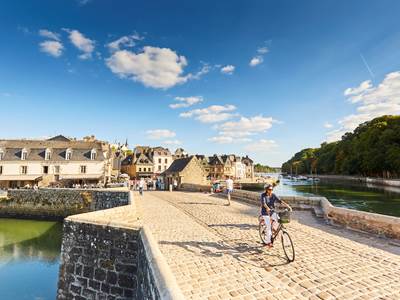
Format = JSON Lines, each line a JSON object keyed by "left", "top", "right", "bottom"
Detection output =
{"left": 152, "top": 146, "right": 173, "bottom": 175}
{"left": 0, "top": 135, "right": 111, "bottom": 188}
{"left": 233, "top": 156, "right": 246, "bottom": 179}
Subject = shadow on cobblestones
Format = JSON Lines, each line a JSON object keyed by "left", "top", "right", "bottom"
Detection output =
{"left": 159, "top": 239, "right": 290, "bottom": 268}
{"left": 209, "top": 223, "right": 257, "bottom": 230}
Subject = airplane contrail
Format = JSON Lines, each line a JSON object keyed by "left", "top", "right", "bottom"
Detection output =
{"left": 360, "top": 53, "right": 375, "bottom": 79}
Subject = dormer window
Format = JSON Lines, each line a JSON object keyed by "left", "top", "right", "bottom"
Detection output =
{"left": 90, "top": 149, "right": 97, "bottom": 160}
{"left": 45, "top": 148, "right": 51, "bottom": 160}
{"left": 21, "top": 149, "right": 28, "bottom": 160}
{"left": 66, "top": 149, "right": 72, "bottom": 160}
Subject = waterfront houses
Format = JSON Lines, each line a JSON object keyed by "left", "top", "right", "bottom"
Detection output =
{"left": 121, "top": 146, "right": 173, "bottom": 179}
{"left": 0, "top": 135, "right": 111, "bottom": 188}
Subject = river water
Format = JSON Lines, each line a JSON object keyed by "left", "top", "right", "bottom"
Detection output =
{"left": 246, "top": 176, "right": 400, "bottom": 217}
{"left": 0, "top": 218, "right": 62, "bottom": 299}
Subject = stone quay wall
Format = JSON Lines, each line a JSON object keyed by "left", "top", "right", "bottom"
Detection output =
{"left": 0, "top": 188, "right": 130, "bottom": 220}
{"left": 317, "top": 174, "right": 400, "bottom": 187}
{"left": 57, "top": 204, "right": 184, "bottom": 300}
{"left": 230, "top": 189, "right": 400, "bottom": 240}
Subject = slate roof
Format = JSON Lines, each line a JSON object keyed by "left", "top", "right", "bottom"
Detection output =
{"left": 164, "top": 157, "right": 192, "bottom": 174}
{"left": 0, "top": 137, "right": 107, "bottom": 162}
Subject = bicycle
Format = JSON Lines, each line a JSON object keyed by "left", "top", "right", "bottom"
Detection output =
{"left": 258, "top": 208, "right": 295, "bottom": 262}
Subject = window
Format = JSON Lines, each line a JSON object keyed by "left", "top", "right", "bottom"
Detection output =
{"left": 21, "top": 166, "right": 28, "bottom": 174}
{"left": 158, "top": 165, "right": 161, "bottom": 171}
{"left": 54, "top": 166, "right": 60, "bottom": 174}
{"left": 45, "top": 149, "right": 51, "bottom": 160}
{"left": 21, "top": 149, "right": 27, "bottom": 160}
{"left": 143, "top": 167, "right": 147, "bottom": 172}
{"left": 91, "top": 149, "right": 97, "bottom": 160}
{"left": 0, "top": 166, "right": 3, "bottom": 175}
{"left": 80, "top": 165, "right": 87, "bottom": 174}
{"left": 139, "top": 168, "right": 142, "bottom": 172}
{"left": 43, "top": 166, "right": 49, "bottom": 174}
{"left": 164, "top": 166, "right": 167, "bottom": 170}
{"left": 158, "top": 158, "right": 161, "bottom": 163}
{"left": 165, "top": 158, "right": 168, "bottom": 164}
{"left": 66, "top": 149, "right": 72, "bottom": 160}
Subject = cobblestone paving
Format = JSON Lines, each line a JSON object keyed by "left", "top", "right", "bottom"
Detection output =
{"left": 137, "top": 191, "right": 400, "bottom": 300}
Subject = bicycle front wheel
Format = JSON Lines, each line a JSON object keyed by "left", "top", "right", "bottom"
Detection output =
{"left": 281, "top": 230, "right": 295, "bottom": 262}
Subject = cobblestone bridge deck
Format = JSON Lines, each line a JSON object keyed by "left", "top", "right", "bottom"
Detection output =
{"left": 137, "top": 191, "right": 400, "bottom": 300}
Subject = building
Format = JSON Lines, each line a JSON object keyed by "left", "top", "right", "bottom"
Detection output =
{"left": 163, "top": 156, "right": 207, "bottom": 188}
{"left": 173, "top": 148, "right": 188, "bottom": 159}
{"left": 195, "top": 155, "right": 211, "bottom": 177}
{"left": 0, "top": 135, "right": 111, "bottom": 188}
{"left": 208, "top": 155, "right": 225, "bottom": 180}
{"left": 242, "top": 155, "right": 254, "bottom": 179}
{"left": 233, "top": 155, "right": 246, "bottom": 179}
{"left": 121, "top": 146, "right": 172, "bottom": 179}
{"left": 152, "top": 147, "right": 173, "bottom": 175}
{"left": 121, "top": 152, "right": 153, "bottom": 179}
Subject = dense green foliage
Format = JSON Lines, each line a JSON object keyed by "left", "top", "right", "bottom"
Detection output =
{"left": 282, "top": 115, "right": 400, "bottom": 178}
{"left": 254, "top": 163, "right": 279, "bottom": 173}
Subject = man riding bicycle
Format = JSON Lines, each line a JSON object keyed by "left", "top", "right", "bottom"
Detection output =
{"left": 260, "top": 184, "right": 291, "bottom": 247}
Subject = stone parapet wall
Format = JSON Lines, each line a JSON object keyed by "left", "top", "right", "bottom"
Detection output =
{"left": 317, "top": 175, "right": 400, "bottom": 187}
{"left": 230, "top": 189, "right": 400, "bottom": 240}
{"left": 58, "top": 204, "right": 184, "bottom": 300}
{"left": 180, "top": 183, "right": 211, "bottom": 192}
{"left": 0, "top": 188, "right": 130, "bottom": 219}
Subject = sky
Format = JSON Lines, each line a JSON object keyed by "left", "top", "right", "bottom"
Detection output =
{"left": 1, "top": 0, "right": 400, "bottom": 166}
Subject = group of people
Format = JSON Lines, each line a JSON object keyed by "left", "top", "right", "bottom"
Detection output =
{"left": 134, "top": 178, "right": 178, "bottom": 196}
{"left": 224, "top": 177, "right": 291, "bottom": 248}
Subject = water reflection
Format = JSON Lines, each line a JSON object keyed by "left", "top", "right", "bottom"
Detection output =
{"left": 0, "top": 219, "right": 62, "bottom": 300}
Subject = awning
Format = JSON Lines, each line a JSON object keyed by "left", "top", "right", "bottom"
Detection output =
{"left": 0, "top": 175, "right": 42, "bottom": 181}
{"left": 60, "top": 174, "right": 103, "bottom": 180}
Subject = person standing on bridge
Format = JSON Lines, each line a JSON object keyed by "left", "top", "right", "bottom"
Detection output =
{"left": 226, "top": 176, "right": 234, "bottom": 206}
{"left": 261, "top": 184, "right": 291, "bottom": 247}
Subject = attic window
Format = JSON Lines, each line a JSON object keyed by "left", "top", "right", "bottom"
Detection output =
{"left": 21, "top": 149, "right": 27, "bottom": 160}
{"left": 91, "top": 149, "right": 97, "bottom": 160}
{"left": 66, "top": 149, "right": 72, "bottom": 160}
{"left": 45, "top": 149, "right": 51, "bottom": 160}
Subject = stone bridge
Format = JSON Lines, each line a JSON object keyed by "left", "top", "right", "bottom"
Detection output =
{"left": 137, "top": 191, "right": 400, "bottom": 300}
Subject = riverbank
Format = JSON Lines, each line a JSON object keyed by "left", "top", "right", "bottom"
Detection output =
{"left": 315, "top": 174, "right": 400, "bottom": 187}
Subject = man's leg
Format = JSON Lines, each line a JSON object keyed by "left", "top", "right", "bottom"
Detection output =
{"left": 227, "top": 190, "right": 231, "bottom": 205}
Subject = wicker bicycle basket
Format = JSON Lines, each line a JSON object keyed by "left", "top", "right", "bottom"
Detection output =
{"left": 278, "top": 210, "right": 291, "bottom": 223}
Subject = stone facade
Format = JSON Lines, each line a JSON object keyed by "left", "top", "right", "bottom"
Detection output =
{"left": 0, "top": 188, "right": 130, "bottom": 219}
{"left": 57, "top": 220, "right": 140, "bottom": 300}
{"left": 57, "top": 204, "right": 184, "bottom": 300}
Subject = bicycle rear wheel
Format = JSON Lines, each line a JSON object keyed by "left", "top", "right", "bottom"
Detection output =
{"left": 259, "top": 223, "right": 268, "bottom": 244}
{"left": 281, "top": 230, "right": 295, "bottom": 262}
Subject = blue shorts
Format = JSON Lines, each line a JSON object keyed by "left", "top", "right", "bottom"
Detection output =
{"left": 227, "top": 188, "right": 233, "bottom": 194}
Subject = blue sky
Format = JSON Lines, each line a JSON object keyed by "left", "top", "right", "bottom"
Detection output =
{"left": 1, "top": 0, "right": 400, "bottom": 166}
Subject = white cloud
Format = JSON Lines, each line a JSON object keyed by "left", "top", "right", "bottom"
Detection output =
{"left": 39, "top": 29, "right": 60, "bottom": 41}
{"left": 220, "top": 65, "right": 235, "bottom": 75}
{"left": 107, "top": 33, "right": 144, "bottom": 52}
{"left": 257, "top": 47, "right": 269, "bottom": 54}
{"left": 169, "top": 96, "right": 203, "bottom": 109}
{"left": 180, "top": 105, "right": 237, "bottom": 123}
{"left": 324, "top": 122, "right": 333, "bottom": 129}
{"left": 244, "top": 139, "right": 278, "bottom": 152}
{"left": 1, "top": 92, "right": 12, "bottom": 97}
{"left": 208, "top": 136, "right": 252, "bottom": 144}
{"left": 164, "top": 139, "right": 182, "bottom": 145}
{"left": 217, "top": 115, "right": 276, "bottom": 135}
{"left": 146, "top": 129, "right": 176, "bottom": 140}
{"left": 327, "top": 71, "right": 400, "bottom": 142}
{"left": 106, "top": 47, "right": 197, "bottom": 89}
{"left": 66, "top": 29, "right": 95, "bottom": 59}
{"left": 249, "top": 56, "right": 263, "bottom": 67}
{"left": 39, "top": 40, "right": 64, "bottom": 57}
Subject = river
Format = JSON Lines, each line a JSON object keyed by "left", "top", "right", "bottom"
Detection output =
{"left": 246, "top": 176, "right": 400, "bottom": 217}
{"left": 0, "top": 218, "right": 62, "bottom": 299}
